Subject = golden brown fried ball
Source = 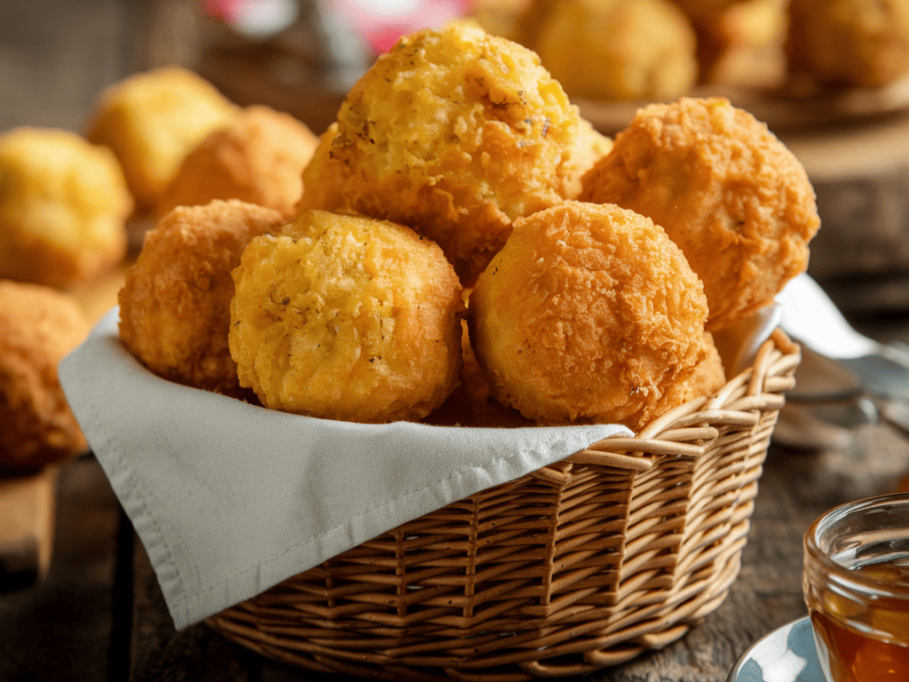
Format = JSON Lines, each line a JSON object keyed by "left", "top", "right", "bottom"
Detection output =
{"left": 118, "top": 200, "right": 284, "bottom": 398}
{"left": 696, "top": 0, "right": 789, "bottom": 88}
{"left": 581, "top": 97, "right": 820, "bottom": 332}
{"left": 229, "top": 210, "right": 464, "bottom": 423}
{"left": 299, "top": 22, "right": 587, "bottom": 284}
{"left": 157, "top": 105, "right": 319, "bottom": 219}
{"left": 531, "top": 0, "right": 699, "bottom": 102}
{"left": 786, "top": 0, "right": 909, "bottom": 88}
{"left": 86, "top": 67, "right": 239, "bottom": 209}
{"left": 0, "top": 281, "right": 90, "bottom": 471}
{"left": 0, "top": 128, "right": 132, "bottom": 288}
{"left": 654, "top": 332, "right": 726, "bottom": 417}
{"left": 468, "top": 201, "right": 709, "bottom": 430}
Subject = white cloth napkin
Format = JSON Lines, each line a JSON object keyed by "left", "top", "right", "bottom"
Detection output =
{"left": 712, "top": 302, "right": 783, "bottom": 377}
{"left": 59, "top": 309, "right": 635, "bottom": 629}
{"left": 59, "top": 302, "right": 781, "bottom": 629}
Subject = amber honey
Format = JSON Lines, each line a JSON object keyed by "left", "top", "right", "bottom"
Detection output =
{"left": 808, "top": 560, "right": 909, "bottom": 681}
{"left": 803, "top": 495, "right": 909, "bottom": 682}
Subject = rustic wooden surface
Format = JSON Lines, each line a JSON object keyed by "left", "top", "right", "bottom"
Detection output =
{"left": 2, "top": 1, "right": 909, "bottom": 681}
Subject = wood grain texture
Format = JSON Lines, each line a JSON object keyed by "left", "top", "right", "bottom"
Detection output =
{"left": 0, "top": 456, "right": 122, "bottom": 682}
{"left": 0, "top": 467, "right": 56, "bottom": 582}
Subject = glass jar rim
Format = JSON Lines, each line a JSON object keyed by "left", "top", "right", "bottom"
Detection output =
{"left": 804, "top": 492, "right": 909, "bottom": 601}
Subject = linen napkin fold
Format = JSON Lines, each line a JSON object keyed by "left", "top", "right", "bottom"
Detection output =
{"left": 59, "top": 308, "right": 634, "bottom": 629}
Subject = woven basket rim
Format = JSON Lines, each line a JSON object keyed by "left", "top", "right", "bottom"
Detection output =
{"left": 207, "top": 328, "right": 801, "bottom": 681}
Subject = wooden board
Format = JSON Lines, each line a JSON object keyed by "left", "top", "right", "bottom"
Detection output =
{"left": 577, "top": 75, "right": 909, "bottom": 136}
{"left": 0, "top": 467, "right": 56, "bottom": 588}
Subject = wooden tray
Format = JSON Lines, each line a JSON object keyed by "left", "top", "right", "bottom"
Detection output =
{"left": 576, "top": 75, "right": 909, "bottom": 135}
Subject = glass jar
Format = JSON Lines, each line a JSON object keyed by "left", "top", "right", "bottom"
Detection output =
{"left": 803, "top": 493, "right": 909, "bottom": 681}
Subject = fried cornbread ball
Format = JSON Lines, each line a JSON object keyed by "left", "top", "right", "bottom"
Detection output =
{"left": 581, "top": 97, "right": 820, "bottom": 332}
{"left": 468, "top": 201, "right": 709, "bottom": 430}
{"left": 0, "top": 128, "right": 132, "bottom": 288}
{"left": 786, "top": 0, "right": 909, "bottom": 88}
{"left": 0, "top": 281, "right": 90, "bottom": 471}
{"left": 532, "top": 0, "right": 698, "bottom": 101}
{"left": 299, "top": 23, "right": 586, "bottom": 284}
{"left": 86, "top": 67, "right": 240, "bottom": 209}
{"left": 119, "top": 200, "right": 283, "bottom": 398}
{"left": 229, "top": 210, "right": 463, "bottom": 423}
{"left": 157, "top": 105, "right": 319, "bottom": 219}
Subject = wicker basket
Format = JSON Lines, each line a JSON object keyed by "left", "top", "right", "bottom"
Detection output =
{"left": 207, "top": 329, "right": 800, "bottom": 681}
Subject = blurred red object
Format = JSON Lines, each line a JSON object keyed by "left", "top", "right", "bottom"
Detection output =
{"left": 201, "top": 0, "right": 301, "bottom": 38}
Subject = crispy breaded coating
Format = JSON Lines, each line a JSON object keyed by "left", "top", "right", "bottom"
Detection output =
{"left": 468, "top": 201, "right": 709, "bottom": 430}
{"left": 531, "top": 0, "right": 698, "bottom": 101}
{"left": 86, "top": 67, "right": 239, "bottom": 209}
{"left": 581, "top": 97, "right": 820, "bottom": 332}
{"left": 0, "top": 128, "right": 132, "bottom": 288}
{"left": 0, "top": 281, "right": 90, "bottom": 471}
{"left": 653, "top": 332, "right": 726, "bottom": 417}
{"left": 786, "top": 0, "right": 909, "bottom": 88}
{"left": 157, "top": 105, "right": 319, "bottom": 219}
{"left": 229, "top": 210, "right": 464, "bottom": 423}
{"left": 299, "top": 23, "right": 585, "bottom": 284}
{"left": 118, "top": 200, "right": 284, "bottom": 398}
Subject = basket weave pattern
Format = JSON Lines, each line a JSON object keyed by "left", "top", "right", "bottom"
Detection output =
{"left": 208, "top": 330, "right": 800, "bottom": 681}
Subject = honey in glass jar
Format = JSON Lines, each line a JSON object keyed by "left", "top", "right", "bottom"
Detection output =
{"left": 803, "top": 493, "right": 909, "bottom": 682}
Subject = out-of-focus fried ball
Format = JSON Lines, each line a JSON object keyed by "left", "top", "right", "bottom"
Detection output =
{"left": 470, "top": 0, "right": 533, "bottom": 42}
{"left": 229, "top": 210, "right": 464, "bottom": 423}
{"left": 86, "top": 67, "right": 239, "bottom": 209}
{"left": 696, "top": 0, "right": 789, "bottom": 88}
{"left": 468, "top": 201, "right": 709, "bottom": 430}
{"left": 786, "top": 0, "right": 909, "bottom": 88}
{"left": 0, "top": 128, "right": 132, "bottom": 288}
{"left": 669, "top": 0, "right": 751, "bottom": 25}
{"left": 581, "top": 97, "right": 820, "bottom": 332}
{"left": 157, "top": 105, "right": 319, "bottom": 219}
{"left": 118, "top": 200, "right": 283, "bottom": 398}
{"left": 531, "top": 0, "right": 698, "bottom": 101}
{"left": 0, "top": 281, "right": 90, "bottom": 471}
{"left": 299, "top": 23, "right": 586, "bottom": 284}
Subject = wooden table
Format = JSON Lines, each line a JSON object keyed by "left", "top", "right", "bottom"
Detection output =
{"left": 2, "top": 1, "right": 909, "bottom": 680}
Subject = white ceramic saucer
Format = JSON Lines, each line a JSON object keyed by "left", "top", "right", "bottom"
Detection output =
{"left": 727, "top": 616, "right": 827, "bottom": 682}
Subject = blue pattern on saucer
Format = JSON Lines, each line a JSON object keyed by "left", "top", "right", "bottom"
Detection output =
{"left": 727, "top": 616, "right": 827, "bottom": 682}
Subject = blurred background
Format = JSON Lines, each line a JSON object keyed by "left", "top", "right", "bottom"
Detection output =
{"left": 3, "top": 0, "right": 909, "bottom": 315}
